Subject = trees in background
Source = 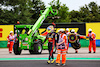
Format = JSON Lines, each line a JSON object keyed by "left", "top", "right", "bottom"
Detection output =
{"left": 0, "top": 0, "right": 100, "bottom": 24}
{"left": 70, "top": 2, "right": 100, "bottom": 22}
{"left": 45, "top": 0, "right": 71, "bottom": 23}
{"left": 0, "top": 0, "right": 45, "bottom": 24}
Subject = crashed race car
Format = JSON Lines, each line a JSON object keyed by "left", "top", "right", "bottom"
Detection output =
{"left": 68, "top": 33, "right": 87, "bottom": 49}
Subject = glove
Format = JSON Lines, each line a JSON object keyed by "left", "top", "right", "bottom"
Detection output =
{"left": 89, "top": 37, "right": 93, "bottom": 41}
{"left": 86, "top": 36, "right": 89, "bottom": 38}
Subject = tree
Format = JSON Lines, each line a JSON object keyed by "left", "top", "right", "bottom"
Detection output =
{"left": 79, "top": 5, "right": 90, "bottom": 22}
{"left": 88, "top": 2, "right": 100, "bottom": 22}
{"left": 58, "top": 4, "right": 71, "bottom": 23}
{"left": 79, "top": 2, "right": 100, "bottom": 22}
{"left": 45, "top": 0, "right": 70, "bottom": 23}
{"left": 0, "top": 0, "right": 45, "bottom": 24}
{"left": 70, "top": 10, "right": 79, "bottom": 22}
{"left": 0, "top": 1, "right": 100, "bottom": 24}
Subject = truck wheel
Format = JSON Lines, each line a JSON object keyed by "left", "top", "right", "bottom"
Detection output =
{"left": 29, "top": 50, "right": 34, "bottom": 54}
{"left": 34, "top": 41, "right": 42, "bottom": 54}
{"left": 13, "top": 43, "right": 22, "bottom": 55}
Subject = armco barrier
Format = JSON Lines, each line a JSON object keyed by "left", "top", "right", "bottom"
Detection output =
{"left": 69, "top": 39, "right": 100, "bottom": 47}
{"left": 0, "top": 41, "right": 7, "bottom": 48}
{"left": 96, "top": 40, "right": 100, "bottom": 47}
{"left": 80, "top": 39, "right": 89, "bottom": 47}
{"left": 0, "top": 39, "right": 99, "bottom": 48}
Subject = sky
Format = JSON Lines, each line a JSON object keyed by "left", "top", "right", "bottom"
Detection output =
{"left": 42, "top": 0, "right": 100, "bottom": 11}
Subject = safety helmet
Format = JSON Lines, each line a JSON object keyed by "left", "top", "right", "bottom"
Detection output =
{"left": 10, "top": 31, "right": 13, "bottom": 33}
{"left": 15, "top": 30, "right": 20, "bottom": 33}
{"left": 88, "top": 28, "right": 92, "bottom": 32}
{"left": 47, "top": 25, "right": 54, "bottom": 31}
{"left": 15, "top": 30, "right": 17, "bottom": 33}
{"left": 59, "top": 28, "right": 64, "bottom": 32}
{"left": 47, "top": 25, "right": 54, "bottom": 33}
{"left": 66, "top": 28, "right": 69, "bottom": 31}
{"left": 71, "top": 29, "right": 75, "bottom": 33}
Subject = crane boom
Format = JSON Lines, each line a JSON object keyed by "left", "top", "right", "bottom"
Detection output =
{"left": 28, "top": 6, "right": 57, "bottom": 36}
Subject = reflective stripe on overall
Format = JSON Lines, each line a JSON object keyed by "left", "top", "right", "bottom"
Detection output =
{"left": 56, "top": 34, "right": 67, "bottom": 64}
{"left": 8, "top": 35, "right": 14, "bottom": 52}
{"left": 88, "top": 32, "right": 96, "bottom": 52}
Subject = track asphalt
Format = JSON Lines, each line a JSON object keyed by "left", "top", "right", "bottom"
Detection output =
{"left": 0, "top": 48, "right": 100, "bottom": 67}
{"left": 0, "top": 60, "right": 100, "bottom": 67}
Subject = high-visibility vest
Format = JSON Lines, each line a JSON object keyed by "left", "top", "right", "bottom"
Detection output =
{"left": 66, "top": 32, "right": 70, "bottom": 36}
{"left": 58, "top": 34, "right": 67, "bottom": 49}
{"left": 8, "top": 35, "right": 14, "bottom": 41}
{"left": 88, "top": 32, "right": 96, "bottom": 40}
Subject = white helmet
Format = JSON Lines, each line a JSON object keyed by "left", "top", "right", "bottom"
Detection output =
{"left": 88, "top": 28, "right": 92, "bottom": 32}
{"left": 59, "top": 28, "right": 64, "bottom": 32}
{"left": 15, "top": 30, "right": 17, "bottom": 33}
{"left": 71, "top": 29, "right": 75, "bottom": 32}
{"left": 10, "top": 31, "right": 13, "bottom": 33}
{"left": 66, "top": 28, "right": 69, "bottom": 31}
{"left": 47, "top": 25, "right": 54, "bottom": 31}
{"left": 15, "top": 30, "right": 19, "bottom": 33}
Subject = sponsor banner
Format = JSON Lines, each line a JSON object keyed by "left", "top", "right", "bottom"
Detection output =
{"left": 0, "top": 25, "right": 14, "bottom": 41}
{"left": 68, "top": 39, "right": 100, "bottom": 47}
{"left": 40, "top": 23, "right": 86, "bottom": 35}
{"left": 0, "top": 41, "right": 8, "bottom": 47}
{"left": 39, "top": 28, "right": 79, "bottom": 34}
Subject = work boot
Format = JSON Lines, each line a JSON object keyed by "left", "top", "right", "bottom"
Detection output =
{"left": 61, "top": 64, "right": 66, "bottom": 66}
{"left": 47, "top": 60, "right": 50, "bottom": 64}
{"left": 9, "top": 52, "right": 12, "bottom": 54}
{"left": 56, "top": 63, "right": 60, "bottom": 66}
{"left": 51, "top": 59, "right": 54, "bottom": 64}
{"left": 93, "top": 52, "right": 96, "bottom": 53}
{"left": 75, "top": 51, "right": 78, "bottom": 53}
{"left": 88, "top": 51, "right": 91, "bottom": 53}
{"left": 66, "top": 51, "right": 68, "bottom": 53}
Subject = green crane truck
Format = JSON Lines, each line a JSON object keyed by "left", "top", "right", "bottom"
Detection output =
{"left": 13, "top": 6, "right": 58, "bottom": 55}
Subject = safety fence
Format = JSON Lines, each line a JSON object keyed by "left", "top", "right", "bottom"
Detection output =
{"left": 0, "top": 22, "right": 100, "bottom": 48}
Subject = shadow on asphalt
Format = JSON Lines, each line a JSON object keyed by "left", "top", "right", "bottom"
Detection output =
{"left": 19, "top": 52, "right": 97, "bottom": 55}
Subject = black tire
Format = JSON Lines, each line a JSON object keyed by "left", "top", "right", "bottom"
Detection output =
{"left": 29, "top": 50, "right": 34, "bottom": 54}
{"left": 33, "top": 41, "right": 42, "bottom": 54}
{"left": 13, "top": 43, "right": 22, "bottom": 55}
{"left": 71, "top": 40, "right": 81, "bottom": 49}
